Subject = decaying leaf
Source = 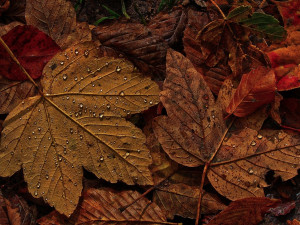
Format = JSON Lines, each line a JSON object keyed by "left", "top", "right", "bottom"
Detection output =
{"left": 0, "top": 42, "right": 160, "bottom": 216}
{"left": 207, "top": 197, "right": 281, "bottom": 225}
{"left": 0, "top": 191, "right": 9, "bottom": 225}
{"left": 25, "top": 0, "right": 91, "bottom": 50}
{"left": 153, "top": 49, "right": 300, "bottom": 201}
{"left": 0, "top": 25, "right": 61, "bottom": 81}
{"left": 279, "top": 98, "right": 300, "bottom": 132}
{"left": 274, "top": 0, "right": 300, "bottom": 27}
{"left": 226, "top": 66, "right": 276, "bottom": 117}
{"left": 38, "top": 188, "right": 171, "bottom": 225}
{"left": 153, "top": 49, "right": 226, "bottom": 166}
{"left": 153, "top": 182, "right": 226, "bottom": 219}
{"left": 93, "top": 20, "right": 168, "bottom": 79}
{"left": 149, "top": 8, "right": 187, "bottom": 47}
{"left": 0, "top": 0, "right": 26, "bottom": 24}
{"left": 0, "top": 74, "right": 37, "bottom": 114}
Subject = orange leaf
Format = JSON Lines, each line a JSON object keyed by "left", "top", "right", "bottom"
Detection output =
{"left": 226, "top": 66, "right": 276, "bottom": 117}
{"left": 207, "top": 197, "right": 281, "bottom": 225}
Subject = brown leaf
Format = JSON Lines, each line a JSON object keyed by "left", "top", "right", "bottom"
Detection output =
{"left": 93, "top": 21, "right": 168, "bottom": 79}
{"left": 0, "top": 42, "right": 160, "bottom": 216}
{"left": 198, "top": 19, "right": 270, "bottom": 76}
{"left": 183, "top": 9, "right": 229, "bottom": 94}
{"left": 280, "top": 98, "right": 300, "bottom": 131}
{"left": 153, "top": 182, "right": 226, "bottom": 219}
{"left": 0, "top": 0, "right": 26, "bottom": 24}
{"left": 0, "top": 21, "right": 22, "bottom": 36}
{"left": 153, "top": 49, "right": 226, "bottom": 166}
{"left": 38, "top": 188, "right": 171, "bottom": 225}
{"left": 0, "top": 75, "right": 37, "bottom": 114}
{"left": 226, "top": 66, "right": 276, "bottom": 117}
{"left": 153, "top": 49, "right": 300, "bottom": 201}
{"left": 207, "top": 197, "right": 281, "bottom": 225}
{"left": 149, "top": 8, "right": 187, "bottom": 47}
{"left": 25, "top": 0, "right": 91, "bottom": 50}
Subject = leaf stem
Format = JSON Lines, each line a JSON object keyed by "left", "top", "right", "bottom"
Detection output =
{"left": 209, "top": 0, "right": 226, "bottom": 19}
{"left": 0, "top": 37, "right": 42, "bottom": 95}
{"left": 195, "top": 118, "right": 235, "bottom": 225}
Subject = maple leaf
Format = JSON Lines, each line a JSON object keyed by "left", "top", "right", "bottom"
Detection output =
{"left": 25, "top": 0, "right": 91, "bottom": 50}
{"left": 38, "top": 188, "right": 174, "bottom": 225}
{"left": 0, "top": 25, "right": 61, "bottom": 81}
{"left": 0, "top": 74, "right": 37, "bottom": 114}
{"left": 206, "top": 197, "right": 281, "bottom": 225}
{"left": 0, "top": 42, "right": 160, "bottom": 216}
{"left": 153, "top": 49, "right": 300, "bottom": 202}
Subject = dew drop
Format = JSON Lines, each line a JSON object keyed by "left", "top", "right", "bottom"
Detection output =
{"left": 60, "top": 61, "right": 64, "bottom": 65}
{"left": 106, "top": 104, "right": 111, "bottom": 110}
{"left": 257, "top": 134, "right": 263, "bottom": 139}
{"left": 116, "top": 66, "right": 121, "bottom": 72}
{"left": 124, "top": 76, "right": 127, "bottom": 81}
{"left": 66, "top": 140, "right": 69, "bottom": 144}
{"left": 28, "top": 136, "right": 31, "bottom": 140}
{"left": 70, "top": 128, "right": 73, "bottom": 134}
{"left": 34, "top": 191, "right": 38, "bottom": 196}
{"left": 63, "top": 74, "right": 68, "bottom": 80}
{"left": 137, "top": 149, "right": 141, "bottom": 153}
{"left": 84, "top": 50, "right": 89, "bottom": 57}
{"left": 251, "top": 141, "right": 256, "bottom": 146}
{"left": 74, "top": 77, "right": 78, "bottom": 81}
{"left": 99, "top": 113, "right": 104, "bottom": 120}
{"left": 75, "top": 49, "right": 79, "bottom": 55}
{"left": 80, "top": 135, "right": 83, "bottom": 140}
{"left": 58, "top": 155, "right": 62, "bottom": 161}
{"left": 100, "top": 156, "right": 104, "bottom": 161}
{"left": 119, "top": 91, "right": 125, "bottom": 96}
{"left": 79, "top": 103, "right": 83, "bottom": 108}
{"left": 37, "top": 182, "right": 41, "bottom": 188}
{"left": 10, "top": 152, "right": 14, "bottom": 155}
{"left": 149, "top": 101, "right": 153, "bottom": 105}
{"left": 248, "top": 168, "right": 254, "bottom": 174}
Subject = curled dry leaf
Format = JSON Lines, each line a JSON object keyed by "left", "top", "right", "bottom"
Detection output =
{"left": 148, "top": 8, "right": 187, "bottom": 47}
{"left": 0, "top": 74, "right": 37, "bottom": 114}
{"left": 279, "top": 98, "right": 300, "bottom": 132}
{"left": 0, "top": 25, "right": 61, "bottom": 81}
{"left": 153, "top": 49, "right": 300, "bottom": 201}
{"left": 0, "top": 42, "right": 160, "bottom": 216}
{"left": 153, "top": 182, "right": 226, "bottom": 219}
{"left": 25, "top": 0, "right": 91, "bottom": 50}
{"left": 38, "top": 188, "right": 170, "bottom": 225}
{"left": 207, "top": 197, "right": 281, "bottom": 225}
{"left": 0, "top": 21, "right": 22, "bottom": 36}
{"left": 226, "top": 66, "right": 276, "bottom": 117}
{"left": 93, "top": 21, "right": 168, "bottom": 79}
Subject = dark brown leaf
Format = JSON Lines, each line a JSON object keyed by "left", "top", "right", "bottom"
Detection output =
{"left": 93, "top": 21, "right": 168, "bottom": 79}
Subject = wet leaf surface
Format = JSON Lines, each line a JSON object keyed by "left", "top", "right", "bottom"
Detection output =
{"left": 153, "top": 49, "right": 300, "bottom": 201}
{"left": 0, "top": 41, "right": 160, "bottom": 216}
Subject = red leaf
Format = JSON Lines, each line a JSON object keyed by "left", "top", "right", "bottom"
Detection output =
{"left": 226, "top": 66, "right": 276, "bottom": 117}
{"left": 0, "top": 25, "right": 61, "bottom": 81}
{"left": 207, "top": 197, "right": 281, "bottom": 225}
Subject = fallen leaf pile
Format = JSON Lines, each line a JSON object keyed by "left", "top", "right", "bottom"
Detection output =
{"left": 0, "top": 0, "right": 299, "bottom": 224}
